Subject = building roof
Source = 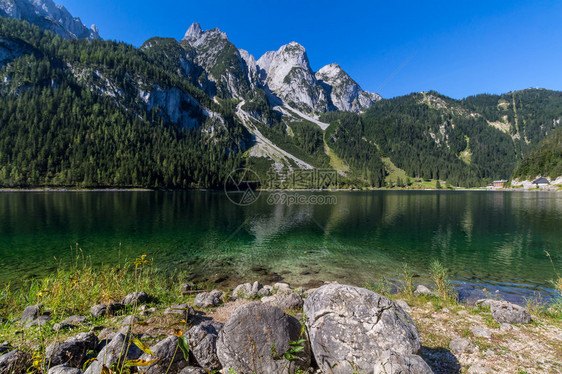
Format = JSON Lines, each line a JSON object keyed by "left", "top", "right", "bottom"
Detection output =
{"left": 492, "top": 180, "right": 508, "bottom": 183}
{"left": 532, "top": 177, "right": 550, "bottom": 184}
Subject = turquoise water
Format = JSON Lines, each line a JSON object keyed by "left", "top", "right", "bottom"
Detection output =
{"left": 0, "top": 191, "right": 560, "bottom": 302}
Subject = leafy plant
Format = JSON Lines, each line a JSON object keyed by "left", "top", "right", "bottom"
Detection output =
{"left": 429, "top": 259, "right": 456, "bottom": 301}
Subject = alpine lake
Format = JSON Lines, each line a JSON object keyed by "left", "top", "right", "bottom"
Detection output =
{"left": 0, "top": 190, "right": 560, "bottom": 304}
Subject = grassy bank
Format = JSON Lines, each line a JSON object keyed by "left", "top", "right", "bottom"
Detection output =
{"left": 0, "top": 256, "right": 561, "bottom": 373}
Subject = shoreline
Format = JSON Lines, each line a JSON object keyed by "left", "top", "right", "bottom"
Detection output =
{"left": 0, "top": 187, "right": 559, "bottom": 192}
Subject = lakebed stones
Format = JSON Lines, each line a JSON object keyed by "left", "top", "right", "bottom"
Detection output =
{"left": 122, "top": 291, "right": 149, "bottom": 306}
{"left": 372, "top": 350, "right": 433, "bottom": 374}
{"left": 186, "top": 321, "right": 224, "bottom": 371}
{"left": 304, "top": 284, "right": 422, "bottom": 374}
{"left": 137, "top": 336, "right": 188, "bottom": 374}
{"left": 0, "top": 350, "right": 32, "bottom": 374}
{"left": 194, "top": 290, "right": 223, "bottom": 308}
{"left": 84, "top": 333, "right": 142, "bottom": 374}
{"left": 45, "top": 332, "right": 98, "bottom": 367}
{"left": 90, "top": 303, "right": 124, "bottom": 318}
{"left": 216, "top": 302, "right": 311, "bottom": 374}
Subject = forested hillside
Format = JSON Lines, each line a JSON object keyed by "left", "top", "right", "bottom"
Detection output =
{"left": 0, "top": 18, "right": 247, "bottom": 188}
{"left": 1, "top": 16, "right": 561, "bottom": 190}
{"left": 513, "top": 127, "right": 562, "bottom": 180}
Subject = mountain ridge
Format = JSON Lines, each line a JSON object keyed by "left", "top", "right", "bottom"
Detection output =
{"left": 0, "top": 11, "right": 561, "bottom": 189}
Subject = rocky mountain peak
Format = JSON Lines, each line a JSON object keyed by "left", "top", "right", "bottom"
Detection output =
{"left": 0, "top": 0, "right": 100, "bottom": 39}
{"left": 316, "top": 63, "right": 380, "bottom": 112}
{"left": 183, "top": 22, "right": 202, "bottom": 41}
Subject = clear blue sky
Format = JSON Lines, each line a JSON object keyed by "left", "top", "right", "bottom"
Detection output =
{"left": 57, "top": 0, "right": 562, "bottom": 99}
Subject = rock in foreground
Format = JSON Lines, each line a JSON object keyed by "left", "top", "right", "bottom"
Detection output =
{"left": 216, "top": 302, "right": 310, "bottom": 373}
{"left": 304, "top": 284, "right": 422, "bottom": 373}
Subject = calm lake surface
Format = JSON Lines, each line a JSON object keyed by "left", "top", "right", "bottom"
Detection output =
{"left": 0, "top": 191, "right": 561, "bottom": 303}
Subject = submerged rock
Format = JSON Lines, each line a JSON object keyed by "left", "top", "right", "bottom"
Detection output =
{"left": 304, "top": 284, "right": 422, "bottom": 373}
{"left": 216, "top": 302, "right": 310, "bottom": 373}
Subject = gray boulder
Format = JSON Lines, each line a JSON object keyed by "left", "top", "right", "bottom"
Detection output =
{"left": 0, "top": 343, "right": 11, "bottom": 354}
{"left": 122, "top": 291, "right": 149, "bottom": 306}
{"left": 395, "top": 299, "right": 412, "bottom": 313}
{"left": 45, "top": 332, "right": 98, "bottom": 367}
{"left": 216, "top": 302, "right": 310, "bottom": 374}
{"left": 373, "top": 350, "right": 433, "bottom": 374}
{"left": 232, "top": 283, "right": 256, "bottom": 299}
{"left": 186, "top": 321, "right": 224, "bottom": 371}
{"left": 90, "top": 303, "right": 124, "bottom": 318}
{"left": 261, "top": 291, "right": 303, "bottom": 310}
{"left": 449, "top": 337, "right": 475, "bottom": 355}
{"left": 258, "top": 286, "right": 272, "bottom": 297}
{"left": 21, "top": 304, "right": 43, "bottom": 323}
{"left": 84, "top": 333, "right": 142, "bottom": 374}
{"left": 121, "top": 315, "right": 139, "bottom": 327}
{"left": 304, "top": 284, "right": 422, "bottom": 374}
{"left": 178, "top": 367, "right": 206, "bottom": 374}
{"left": 48, "top": 364, "right": 84, "bottom": 374}
{"left": 53, "top": 315, "right": 88, "bottom": 332}
{"left": 137, "top": 336, "right": 188, "bottom": 374}
{"left": 472, "top": 327, "right": 492, "bottom": 339}
{"left": 194, "top": 290, "right": 223, "bottom": 308}
{"left": 490, "top": 301, "right": 531, "bottom": 324}
{"left": 414, "top": 285, "right": 434, "bottom": 297}
{"left": 0, "top": 350, "right": 32, "bottom": 374}
{"left": 273, "top": 282, "right": 291, "bottom": 292}
{"left": 24, "top": 314, "right": 52, "bottom": 328}
{"left": 164, "top": 304, "right": 194, "bottom": 320}
{"left": 180, "top": 283, "right": 195, "bottom": 293}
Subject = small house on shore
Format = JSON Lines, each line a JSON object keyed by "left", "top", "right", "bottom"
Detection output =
{"left": 532, "top": 177, "right": 550, "bottom": 187}
{"left": 492, "top": 180, "right": 508, "bottom": 188}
